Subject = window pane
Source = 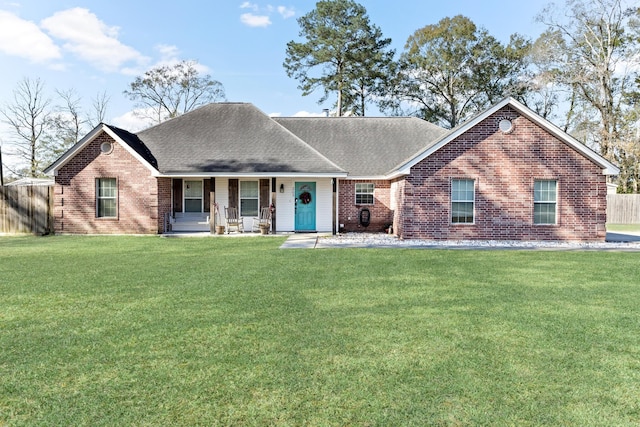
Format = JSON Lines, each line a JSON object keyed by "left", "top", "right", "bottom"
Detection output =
{"left": 356, "top": 183, "right": 374, "bottom": 193}
{"left": 452, "top": 202, "right": 474, "bottom": 223}
{"left": 355, "top": 183, "right": 374, "bottom": 204}
{"left": 240, "top": 181, "right": 259, "bottom": 197}
{"left": 241, "top": 199, "right": 258, "bottom": 217}
{"left": 98, "top": 198, "right": 116, "bottom": 217}
{"left": 452, "top": 179, "right": 474, "bottom": 202}
{"left": 184, "top": 180, "right": 202, "bottom": 198}
{"left": 452, "top": 179, "right": 474, "bottom": 223}
{"left": 98, "top": 178, "right": 116, "bottom": 198}
{"left": 240, "top": 181, "right": 259, "bottom": 216}
{"left": 97, "top": 178, "right": 117, "bottom": 218}
{"left": 534, "top": 180, "right": 557, "bottom": 202}
{"left": 355, "top": 194, "right": 374, "bottom": 204}
{"left": 185, "top": 199, "right": 202, "bottom": 212}
{"left": 534, "top": 203, "right": 556, "bottom": 224}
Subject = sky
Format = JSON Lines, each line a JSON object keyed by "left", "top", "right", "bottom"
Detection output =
{"left": 0, "top": 0, "right": 553, "bottom": 169}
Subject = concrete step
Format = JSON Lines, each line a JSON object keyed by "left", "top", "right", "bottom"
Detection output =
{"left": 171, "top": 217, "right": 210, "bottom": 232}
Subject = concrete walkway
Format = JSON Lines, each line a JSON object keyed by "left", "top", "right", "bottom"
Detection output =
{"left": 280, "top": 231, "right": 640, "bottom": 250}
{"left": 278, "top": 233, "right": 324, "bottom": 249}
{"left": 605, "top": 231, "right": 640, "bottom": 242}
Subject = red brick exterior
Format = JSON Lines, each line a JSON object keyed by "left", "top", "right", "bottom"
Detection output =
{"left": 338, "top": 179, "right": 393, "bottom": 232}
{"left": 52, "top": 106, "right": 609, "bottom": 240}
{"left": 53, "top": 133, "right": 170, "bottom": 234}
{"left": 398, "top": 106, "right": 608, "bottom": 241}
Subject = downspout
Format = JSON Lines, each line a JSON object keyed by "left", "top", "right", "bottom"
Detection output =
{"left": 271, "top": 177, "right": 277, "bottom": 234}
{"left": 333, "top": 178, "right": 338, "bottom": 235}
{"left": 209, "top": 177, "right": 216, "bottom": 233}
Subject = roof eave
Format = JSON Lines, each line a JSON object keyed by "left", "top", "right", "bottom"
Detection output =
{"left": 155, "top": 171, "right": 348, "bottom": 178}
{"left": 394, "top": 97, "right": 620, "bottom": 177}
{"left": 43, "top": 124, "right": 160, "bottom": 176}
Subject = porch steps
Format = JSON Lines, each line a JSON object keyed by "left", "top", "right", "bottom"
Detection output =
{"left": 171, "top": 216, "right": 211, "bottom": 232}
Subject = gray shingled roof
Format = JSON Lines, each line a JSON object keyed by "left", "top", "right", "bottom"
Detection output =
{"left": 136, "top": 103, "right": 344, "bottom": 175}
{"left": 274, "top": 117, "right": 448, "bottom": 176}
{"left": 105, "top": 124, "right": 158, "bottom": 169}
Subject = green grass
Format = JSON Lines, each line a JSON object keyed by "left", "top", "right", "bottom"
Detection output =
{"left": 1, "top": 236, "right": 640, "bottom": 426}
{"left": 607, "top": 223, "right": 640, "bottom": 232}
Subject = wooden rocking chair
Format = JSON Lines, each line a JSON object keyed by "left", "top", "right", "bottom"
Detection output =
{"left": 252, "top": 207, "right": 272, "bottom": 233}
{"left": 224, "top": 207, "right": 244, "bottom": 233}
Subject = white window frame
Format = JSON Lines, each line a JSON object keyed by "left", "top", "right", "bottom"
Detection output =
{"left": 534, "top": 180, "right": 557, "bottom": 225}
{"left": 183, "top": 179, "right": 204, "bottom": 213}
{"left": 240, "top": 180, "right": 259, "bottom": 217}
{"left": 451, "top": 178, "right": 475, "bottom": 224}
{"left": 96, "top": 178, "right": 117, "bottom": 218}
{"left": 355, "top": 183, "right": 374, "bottom": 205}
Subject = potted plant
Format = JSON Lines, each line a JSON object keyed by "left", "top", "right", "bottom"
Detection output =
{"left": 214, "top": 202, "right": 225, "bottom": 234}
{"left": 259, "top": 223, "right": 270, "bottom": 235}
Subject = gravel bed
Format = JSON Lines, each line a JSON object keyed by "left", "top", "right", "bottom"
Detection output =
{"left": 317, "top": 233, "right": 640, "bottom": 250}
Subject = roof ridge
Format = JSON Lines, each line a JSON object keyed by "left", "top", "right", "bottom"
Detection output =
{"left": 269, "top": 116, "right": 346, "bottom": 173}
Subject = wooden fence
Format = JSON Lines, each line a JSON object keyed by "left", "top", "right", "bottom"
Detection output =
{"left": 0, "top": 186, "right": 638, "bottom": 233}
{"left": 607, "top": 194, "right": 640, "bottom": 224}
{"left": 0, "top": 185, "right": 54, "bottom": 234}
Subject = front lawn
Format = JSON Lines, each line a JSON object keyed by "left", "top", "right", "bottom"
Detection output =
{"left": 1, "top": 236, "right": 639, "bottom": 426}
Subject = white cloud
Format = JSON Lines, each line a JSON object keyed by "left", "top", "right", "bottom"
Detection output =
{"left": 292, "top": 110, "right": 330, "bottom": 117}
{"left": 240, "top": 2, "right": 259, "bottom": 11}
{"left": 156, "top": 44, "right": 180, "bottom": 62}
{"left": 41, "top": 8, "right": 147, "bottom": 73}
{"left": 277, "top": 6, "right": 295, "bottom": 19}
{"left": 0, "top": 10, "right": 62, "bottom": 64}
{"left": 239, "top": 3, "right": 294, "bottom": 27}
{"left": 111, "top": 108, "right": 155, "bottom": 132}
{"left": 240, "top": 13, "right": 271, "bottom": 28}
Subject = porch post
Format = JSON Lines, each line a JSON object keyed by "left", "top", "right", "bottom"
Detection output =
{"left": 332, "top": 177, "right": 337, "bottom": 235}
{"left": 209, "top": 177, "right": 216, "bottom": 233}
{"left": 271, "top": 177, "right": 277, "bottom": 233}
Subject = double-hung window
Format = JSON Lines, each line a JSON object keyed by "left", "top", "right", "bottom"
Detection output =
{"left": 534, "top": 180, "right": 557, "bottom": 224}
{"left": 451, "top": 179, "right": 475, "bottom": 224}
{"left": 355, "top": 183, "right": 374, "bottom": 205}
{"left": 240, "top": 181, "right": 259, "bottom": 217}
{"left": 96, "top": 178, "right": 117, "bottom": 218}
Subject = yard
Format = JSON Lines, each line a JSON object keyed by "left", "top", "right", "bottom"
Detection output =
{"left": 1, "top": 236, "right": 640, "bottom": 426}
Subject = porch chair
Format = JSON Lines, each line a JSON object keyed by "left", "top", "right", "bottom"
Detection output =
{"left": 224, "top": 206, "right": 244, "bottom": 233}
{"left": 252, "top": 207, "right": 272, "bottom": 232}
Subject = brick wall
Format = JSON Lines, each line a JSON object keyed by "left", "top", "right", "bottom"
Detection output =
{"left": 399, "top": 106, "right": 608, "bottom": 241}
{"left": 338, "top": 179, "right": 393, "bottom": 232}
{"left": 54, "top": 133, "right": 165, "bottom": 234}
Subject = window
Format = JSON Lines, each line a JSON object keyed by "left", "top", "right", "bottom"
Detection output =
{"left": 355, "top": 183, "right": 374, "bottom": 204}
{"left": 240, "top": 181, "right": 259, "bottom": 217}
{"left": 96, "top": 178, "right": 117, "bottom": 218}
{"left": 451, "top": 179, "right": 474, "bottom": 224}
{"left": 184, "top": 180, "right": 203, "bottom": 213}
{"left": 534, "top": 180, "right": 557, "bottom": 224}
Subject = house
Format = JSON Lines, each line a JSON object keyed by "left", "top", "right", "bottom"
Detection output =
{"left": 44, "top": 98, "right": 619, "bottom": 241}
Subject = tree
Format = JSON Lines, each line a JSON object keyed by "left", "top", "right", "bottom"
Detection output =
{"left": 536, "top": 0, "right": 637, "bottom": 156}
{"left": 0, "top": 78, "right": 52, "bottom": 177}
{"left": 284, "top": 0, "right": 394, "bottom": 116}
{"left": 89, "top": 90, "right": 111, "bottom": 128}
{"left": 380, "top": 15, "right": 531, "bottom": 128}
{"left": 39, "top": 89, "right": 87, "bottom": 169}
{"left": 124, "top": 60, "right": 226, "bottom": 124}
{"left": 536, "top": 0, "right": 640, "bottom": 191}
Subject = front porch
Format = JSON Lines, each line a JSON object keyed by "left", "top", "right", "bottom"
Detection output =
{"left": 168, "top": 212, "right": 269, "bottom": 234}
{"left": 166, "top": 176, "right": 338, "bottom": 234}
{"left": 170, "top": 213, "right": 211, "bottom": 232}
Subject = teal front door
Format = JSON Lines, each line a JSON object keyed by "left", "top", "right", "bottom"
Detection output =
{"left": 295, "top": 182, "right": 316, "bottom": 231}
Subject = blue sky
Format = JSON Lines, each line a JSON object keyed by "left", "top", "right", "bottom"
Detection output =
{"left": 0, "top": 0, "right": 551, "bottom": 155}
